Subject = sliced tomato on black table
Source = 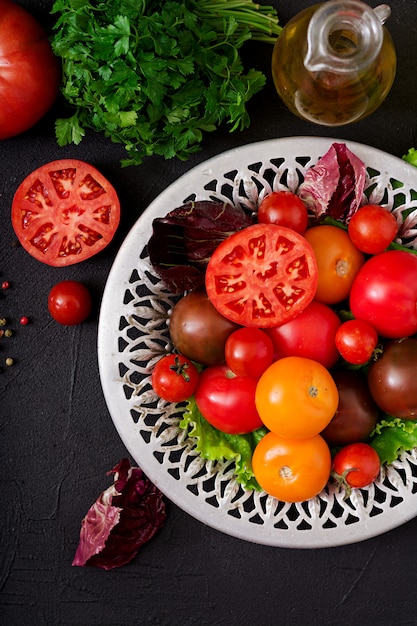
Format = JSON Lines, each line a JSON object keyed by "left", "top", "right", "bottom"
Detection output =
{"left": 205, "top": 223, "right": 318, "bottom": 328}
{"left": 11, "top": 159, "right": 120, "bottom": 266}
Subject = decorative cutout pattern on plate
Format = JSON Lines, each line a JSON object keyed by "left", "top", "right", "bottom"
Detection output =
{"left": 99, "top": 138, "right": 417, "bottom": 547}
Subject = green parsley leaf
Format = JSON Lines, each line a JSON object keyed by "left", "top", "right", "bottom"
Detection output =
{"left": 50, "top": 0, "right": 282, "bottom": 166}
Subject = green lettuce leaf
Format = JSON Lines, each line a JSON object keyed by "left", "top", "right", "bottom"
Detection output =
{"left": 403, "top": 148, "right": 417, "bottom": 167}
{"left": 179, "top": 397, "right": 267, "bottom": 490}
{"left": 369, "top": 416, "right": 417, "bottom": 464}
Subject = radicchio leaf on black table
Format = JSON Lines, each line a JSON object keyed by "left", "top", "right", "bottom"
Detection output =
{"left": 298, "top": 143, "right": 366, "bottom": 222}
{"left": 72, "top": 458, "right": 166, "bottom": 570}
{"left": 147, "top": 200, "right": 253, "bottom": 293}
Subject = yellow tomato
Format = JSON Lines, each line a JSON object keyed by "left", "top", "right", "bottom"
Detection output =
{"left": 255, "top": 356, "right": 339, "bottom": 438}
{"left": 304, "top": 225, "right": 364, "bottom": 305}
{"left": 252, "top": 431, "right": 331, "bottom": 502}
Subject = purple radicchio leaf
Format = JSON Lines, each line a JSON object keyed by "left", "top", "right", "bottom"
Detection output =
{"left": 147, "top": 200, "right": 254, "bottom": 293}
{"left": 72, "top": 458, "right": 166, "bottom": 570}
{"left": 298, "top": 143, "right": 366, "bottom": 222}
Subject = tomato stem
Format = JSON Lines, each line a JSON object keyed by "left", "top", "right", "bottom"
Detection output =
{"left": 170, "top": 355, "right": 192, "bottom": 382}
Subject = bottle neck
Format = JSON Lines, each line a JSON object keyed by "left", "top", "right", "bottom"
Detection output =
{"left": 304, "top": 0, "right": 387, "bottom": 73}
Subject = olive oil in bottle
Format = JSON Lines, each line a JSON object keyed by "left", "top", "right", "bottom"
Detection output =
{"left": 272, "top": 1, "right": 396, "bottom": 126}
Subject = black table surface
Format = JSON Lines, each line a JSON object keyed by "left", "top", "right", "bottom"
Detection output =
{"left": 2, "top": 1, "right": 417, "bottom": 624}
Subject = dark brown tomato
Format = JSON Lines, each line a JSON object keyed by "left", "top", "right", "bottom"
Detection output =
{"left": 367, "top": 338, "right": 417, "bottom": 419}
{"left": 168, "top": 289, "right": 240, "bottom": 366}
{"left": 321, "top": 369, "right": 380, "bottom": 446}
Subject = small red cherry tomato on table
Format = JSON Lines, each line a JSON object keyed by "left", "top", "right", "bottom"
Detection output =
{"left": 348, "top": 204, "right": 398, "bottom": 254}
{"left": 151, "top": 354, "right": 199, "bottom": 403}
{"left": 257, "top": 191, "right": 309, "bottom": 234}
{"left": 48, "top": 280, "right": 92, "bottom": 326}
{"left": 332, "top": 443, "right": 380, "bottom": 494}
{"left": 225, "top": 327, "right": 274, "bottom": 378}
{"left": 335, "top": 319, "right": 378, "bottom": 365}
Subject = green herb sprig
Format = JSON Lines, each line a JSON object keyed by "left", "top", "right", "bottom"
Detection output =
{"left": 50, "top": 0, "right": 281, "bottom": 166}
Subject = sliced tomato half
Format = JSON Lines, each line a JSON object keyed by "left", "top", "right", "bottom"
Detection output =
{"left": 11, "top": 159, "right": 120, "bottom": 267}
{"left": 205, "top": 223, "right": 318, "bottom": 328}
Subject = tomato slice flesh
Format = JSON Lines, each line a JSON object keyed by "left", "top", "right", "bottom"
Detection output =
{"left": 12, "top": 159, "right": 120, "bottom": 267}
{"left": 205, "top": 224, "right": 318, "bottom": 327}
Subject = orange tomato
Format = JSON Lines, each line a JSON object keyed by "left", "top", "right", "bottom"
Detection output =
{"left": 252, "top": 431, "right": 331, "bottom": 502}
{"left": 255, "top": 356, "right": 339, "bottom": 438}
{"left": 304, "top": 225, "right": 364, "bottom": 305}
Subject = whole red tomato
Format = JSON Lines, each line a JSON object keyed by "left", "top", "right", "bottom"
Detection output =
{"left": 257, "top": 191, "right": 308, "bottom": 234}
{"left": 151, "top": 354, "right": 199, "bottom": 403}
{"left": 265, "top": 301, "right": 341, "bottom": 369}
{"left": 194, "top": 364, "right": 263, "bottom": 434}
{"left": 332, "top": 443, "right": 380, "bottom": 493}
{"left": 348, "top": 204, "right": 398, "bottom": 254}
{"left": 0, "top": 0, "right": 61, "bottom": 140}
{"left": 48, "top": 280, "right": 92, "bottom": 325}
{"left": 349, "top": 250, "right": 417, "bottom": 339}
{"left": 225, "top": 327, "right": 274, "bottom": 378}
{"left": 335, "top": 319, "right": 379, "bottom": 365}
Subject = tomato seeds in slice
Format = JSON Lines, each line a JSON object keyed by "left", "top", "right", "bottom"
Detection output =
{"left": 11, "top": 159, "right": 120, "bottom": 267}
{"left": 205, "top": 223, "right": 318, "bottom": 328}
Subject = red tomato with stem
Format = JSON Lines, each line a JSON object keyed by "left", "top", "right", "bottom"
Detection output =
{"left": 304, "top": 225, "right": 364, "bottom": 305}
{"left": 348, "top": 204, "right": 398, "bottom": 254}
{"left": 12, "top": 159, "right": 120, "bottom": 266}
{"left": 335, "top": 319, "right": 379, "bottom": 365}
{"left": 0, "top": 0, "right": 61, "bottom": 140}
{"left": 205, "top": 223, "right": 318, "bottom": 328}
{"left": 194, "top": 364, "right": 263, "bottom": 434}
{"left": 151, "top": 354, "right": 199, "bottom": 403}
{"left": 349, "top": 250, "right": 417, "bottom": 338}
{"left": 332, "top": 443, "right": 380, "bottom": 494}
{"left": 257, "top": 191, "right": 309, "bottom": 234}
{"left": 265, "top": 301, "right": 341, "bottom": 369}
{"left": 225, "top": 327, "right": 274, "bottom": 377}
{"left": 252, "top": 431, "right": 331, "bottom": 502}
{"left": 48, "top": 280, "right": 92, "bottom": 325}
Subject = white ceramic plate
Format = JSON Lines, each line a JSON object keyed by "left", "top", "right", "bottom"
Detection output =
{"left": 98, "top": 137, "right": 417, "bottom": 548}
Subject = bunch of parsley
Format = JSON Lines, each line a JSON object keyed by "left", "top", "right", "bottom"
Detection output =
{"left": 50, "top": 0, "right": 281, "bottom": 166}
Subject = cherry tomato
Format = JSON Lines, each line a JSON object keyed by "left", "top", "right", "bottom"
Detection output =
{"left": 304, "top": 225, "right": 364, "bottom": 305}
{"left": 332, "top": 443, "right": 380, "bottom": 492}
{"left": 169, "top": 289, "right": 240, "bottom": 366}
{"left": 0, "top": 0, "right": 61, "bottom": 140}
{"left": 320, "top": 369, "right": 380, "bottom": 447}
{"left": 335, "top": 319, "right": 378, "bottom": 365}
{"left": 225, "top": 327, "right": 274, "bottom": 378}
{"left": 252, "top": 431, "right": 331, "bottom": 502}
{"left": 257, "top": 191, "right": 309, "bottom": 234}
{"left": 12, "top": 159, "right": 120, "bottom": 267}
{"left": 348, "top": 204, "right": 398, "bottom": 254}
{"left": 151, "top": 354, "right": 199, "bottom": 403}
{"left": 349, "top": 250, "right": 417, "bottom": 339}
{"left": 255, "top": 356, "right": 339, "bottom": 438}
{"left": 265, "top": 301, "right": 341, "bottom": 369}
{"left": 205, "top": 223, "right": 318, "bottom": 328}
{"left": 194, "top": 364, "right": 263, "bottom": 434}
{"left": 367, "top": 338, "right": 417, "bottom": 419}
{"left": 48, "top": 280, "right": 92, "bottom": 325}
